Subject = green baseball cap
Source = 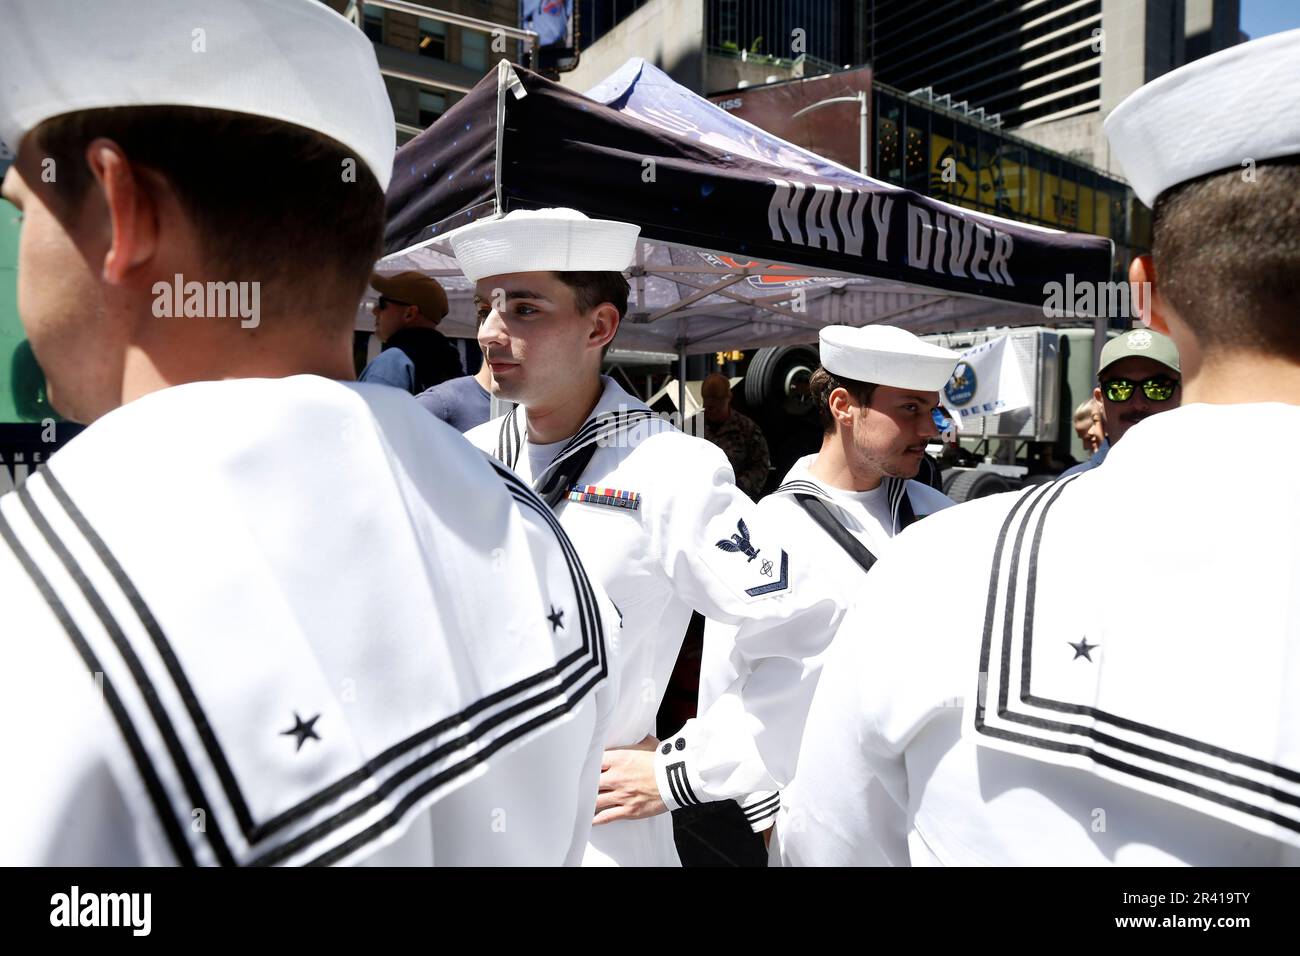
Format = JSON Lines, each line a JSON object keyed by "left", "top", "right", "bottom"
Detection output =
{"left": 1098, "top": 328, "right": 1180, "bottom": 376}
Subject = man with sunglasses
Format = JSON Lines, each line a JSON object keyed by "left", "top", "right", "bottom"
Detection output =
{"left": 778, "top": 29, "right": 1300, "bottom": 866}
{"left": 360, "top": 270, "right": 464, "bottom": 395}
{"left": 1061, "top": 328, "right": 1181, "bottom": 476}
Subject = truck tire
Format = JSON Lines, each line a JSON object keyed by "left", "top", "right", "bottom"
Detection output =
{"left": 744, "top": 345, "right": 819, "bottom": 417}
{"left": 945, "top": 469, "right": 1016, "bottom": 504}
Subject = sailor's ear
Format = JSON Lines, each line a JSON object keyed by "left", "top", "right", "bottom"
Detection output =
{"left": 85, "top": 138, "right": 160, "bottom": 285}
{"left": 828, "top": 386, "right": 855, "bottom": 426}
{"left": 1130, "top": 255, "right": 1170, "bottom": 335}
{"left": 589, "top": 301, "right": 620, "bottom": 352}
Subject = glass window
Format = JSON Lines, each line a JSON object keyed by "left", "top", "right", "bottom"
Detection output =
{"left": 1055, "top": 165, "right": 1079, "bottom": 231}
{"left": 1025, "top": 148, "right": 1049, "bottom": 224}
{"left": 975, "top": 129, "right": 1012, "bottom": 216}
{"left": 904, "top": 107, "right": 928, "bottom": 193}
{"left": 1127, "top": 186, "right": 1150, "bottom": 250}
{"left": 1093, "top": 181, "right": 1114, "bottom": 239}
{"left": 363, "top": 7, "right": 383, "bottom": 44}
{"left": 952, "top": 120, "right": 979, "bottom": 211}
{"left": 419, "top": 90, "right": 447, "bottom": 127}
{"left": 461, "top": 28, "right": 488, "bottom": 72}
{"left": 927, "top": 113, "right": 955, "bottom": 201}
{"left": 418, "top": 17, "right": 446, "bottom": 59}
{"left": 875, "top": 92, "right": 903, "bottom": 184}
{"left": 995, "top": 140, "right": 1027, "bottom": 218}
{"left": 1077, "top": 170, "right": 1096, "bottom": 234}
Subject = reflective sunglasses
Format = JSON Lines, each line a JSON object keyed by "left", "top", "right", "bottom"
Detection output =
{"left": 376, "top": 294, "right": 410, "bottom": 310}
{"left": 1101, "top": 376, "right": 1178, "bottom": 403}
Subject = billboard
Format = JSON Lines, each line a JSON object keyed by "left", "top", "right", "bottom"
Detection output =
{"left": 927, "top": 132, "right": 1113, "bottom": 236}
{"left": 708, "top": 66, "right": 873, "bottom": 174}
{"left": 520, "top": 0, "right": 575, "bottom": 72}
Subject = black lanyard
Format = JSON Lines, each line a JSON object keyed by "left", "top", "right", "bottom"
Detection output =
{"left": 793, "top": 485, "right": 918, "bottom": 576}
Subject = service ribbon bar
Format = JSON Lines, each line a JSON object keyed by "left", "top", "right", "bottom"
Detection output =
{"left": 566, "top": 484, "right": 641, "bottom": 511}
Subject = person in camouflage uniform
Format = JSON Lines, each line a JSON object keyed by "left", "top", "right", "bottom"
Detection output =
{"left": 699, "top": 373, "right": 771, "bottom": 498}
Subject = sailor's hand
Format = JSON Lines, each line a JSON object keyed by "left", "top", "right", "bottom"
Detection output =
{"left": 594, "top": 735, "right": 667, "bottom": 824}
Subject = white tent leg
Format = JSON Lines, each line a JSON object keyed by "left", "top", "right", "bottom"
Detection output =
{"left": 677, "top": 351, "right": 687, "bottom": 421}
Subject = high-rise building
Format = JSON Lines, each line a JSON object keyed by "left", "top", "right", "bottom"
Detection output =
{"left": 560, "top": 0, "right": 870, "bottom": 95}
{"left": 863, "top": 0, "right": 1241, "bottom": 174}
{"left": 565, "top": 1, "right": 1241, "bottom": 174}
{"left": 867, "top": 0, "right": 1107, "bottom": 130}
{"left": 324, "top": 1, "right": 523, "bottom": 143}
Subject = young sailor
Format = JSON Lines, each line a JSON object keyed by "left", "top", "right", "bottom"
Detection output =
{"left": 0, "top": 0, "right": 617, "bottom": 867}
{"left": 457, "top": 208, "right": 842, "bottom": 865}
{"left": 780, "top": 29, "right": 1300, "bottom": 865}
{"left": 699, "top": 324, "right": 960, "bottom": 838}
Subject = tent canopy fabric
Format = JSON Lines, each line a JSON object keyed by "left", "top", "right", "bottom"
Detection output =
{"left": 378, "top": 58, "right": 1113, "bottom": 356}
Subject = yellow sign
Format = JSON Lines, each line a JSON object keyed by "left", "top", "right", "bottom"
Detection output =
{"left": 929, "top": 134, "right": 1112, "bottom": 239}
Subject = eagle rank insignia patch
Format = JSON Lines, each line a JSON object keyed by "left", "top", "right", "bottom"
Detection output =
{"left": 711, "top": 518, "right": 789, "bottom": 598}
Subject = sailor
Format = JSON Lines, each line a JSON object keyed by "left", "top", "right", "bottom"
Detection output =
{"left": 0, "top": 0, "right": 617, "bottom": 866}
{"left": 456, "top": 208, "right": 843, "bottom": 866}
{"left": 699, "top": 324, "right": 960, "bottom": 839}
{"left": 778, "top": 28, "right": 1300, "bottom": 865}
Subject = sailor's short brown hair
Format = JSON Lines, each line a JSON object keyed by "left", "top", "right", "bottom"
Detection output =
{"left": 30, "top": 105, "right": 385, "bottom": 326}
{"left": 554, "top": 271, "right": 629, "bottom": 359}
{"left": 809, "top": 366, "right": 878, "bottom": 435}
{"left": 1152, "top": 156, "right": 1300, "bottom": 360}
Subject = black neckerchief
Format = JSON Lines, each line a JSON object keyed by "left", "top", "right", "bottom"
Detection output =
{"left": 494, "top": 406, "right": 660, "bottom": 511}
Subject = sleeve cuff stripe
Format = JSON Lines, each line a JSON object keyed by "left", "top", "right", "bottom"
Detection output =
{"left": 666, "top": 762, "right": 701, "bottom": 807}
{"left": 743, "top": 797, "right": 780, "bottom": 820}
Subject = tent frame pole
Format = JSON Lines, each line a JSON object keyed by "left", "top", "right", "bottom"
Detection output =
{"left": 644, "top": 273, "right": 748, "bottom": 323}
{"left": 676, "top": 316, "right": 688, "bottom": 427}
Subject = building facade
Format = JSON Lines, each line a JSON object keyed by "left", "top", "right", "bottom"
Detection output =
{"left": 863, "top": 0, "right": 1242, "bottom": 176}
{"left": 324, "top": 0, "right": 521, "bottom": 143}
{"left": 566, "top": 0, "right": 1241, "bottom": 171}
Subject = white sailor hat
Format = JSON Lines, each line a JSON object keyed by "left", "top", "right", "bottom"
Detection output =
{"left": 819, "top": 325, "right": 960, "bottom": 392}
{"left": 1105, "top": 28, "right": 1300, "bottom": 208}
{"left": 0, "top": 0, "right": 396, "bottom": 190}
{"left": 449, "top": 208, "right": 642, "bottom": 283}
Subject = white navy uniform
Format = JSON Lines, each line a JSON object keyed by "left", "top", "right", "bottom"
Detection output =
{"left": 0, "top": 377, "right": 618, "bottom": 866}
{"left": 701, "top": 456, "right": 954, "bottom": 834}
{"left": 779, "top": 404, "right": 1300, "bottom": 865}
{"left": 466, "top": 377, "right": 842, "bottom": 865}
{"left": 782, "top": 25, "right": 1300, "bottom": 867}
